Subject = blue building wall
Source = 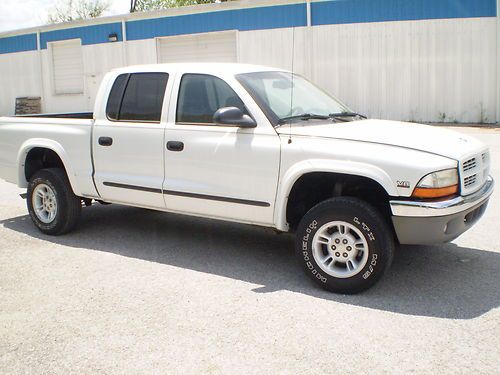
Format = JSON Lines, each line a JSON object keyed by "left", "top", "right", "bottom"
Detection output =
{"left": 0, "top": 33, "right": 37, "bottom": 54}
{"left": 312, "top": 0, "right": 497, "bottom": 25}
{"left": 40, "top": 22, "right": 123, "bottom": 49}
{"left": 0, "top": 0, "right": 497, "bottom": 54}
{"left": 126, "top": 3, "right": 306, "bottom": 40}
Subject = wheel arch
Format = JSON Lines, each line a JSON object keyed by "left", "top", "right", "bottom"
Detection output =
{"left": 17, "top": 139, "right": 82, "bottom": 196}
{"left": 274, "top": 160, "right": 397, "bottom": 232}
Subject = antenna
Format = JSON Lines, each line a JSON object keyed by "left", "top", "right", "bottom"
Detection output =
{"left": 288, "top": 27, "right": 295, "bottom": 145}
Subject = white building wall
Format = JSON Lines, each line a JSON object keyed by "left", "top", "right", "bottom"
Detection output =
{"left": 238, "top": 27, "right": 310, "bottom": 77}
{"left": 0, "top": 51, "right": 41, "bottom": 115}
{"left": 82, "top": 42, "right": 126, "bottom": 109}
{"left": 37, "top": 42, "right": 126, "bottom": 113}
{"left": 126, "top": 39, "right": 158, "bottom": 66}
{"left": 238, "top": 18, "right": 498, "bottom": 123}
{"left": 0, "top": 16, "right": 498, "bottom": 124}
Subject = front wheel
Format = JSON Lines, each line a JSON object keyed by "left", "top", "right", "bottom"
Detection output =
{"left": 27, "top": 168, "right": 82, "bottom": 235}
{"left": 295, "top": 197, "right": 394, "bottom": 294}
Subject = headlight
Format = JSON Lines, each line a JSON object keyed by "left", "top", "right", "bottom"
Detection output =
{"left": 412, "top": 168, "right": 459, "bottom": 199}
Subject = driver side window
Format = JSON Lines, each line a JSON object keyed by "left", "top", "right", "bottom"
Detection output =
{"left": 176, "top": 74, "right": 247, "bottom": 124}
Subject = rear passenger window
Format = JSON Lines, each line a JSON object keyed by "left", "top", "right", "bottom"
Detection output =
{"left": 106, "top": 74, "right": 128, "bottom": 120}
{"left": 106, "top": 73, "right": 169, "bottom": 122}
{"left": 176, "top": 74, "right": 247, "bottom": 124}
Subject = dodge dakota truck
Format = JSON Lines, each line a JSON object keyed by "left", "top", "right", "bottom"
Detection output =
{"left": 0, "top": 63, "right": 494, "bottom": 293}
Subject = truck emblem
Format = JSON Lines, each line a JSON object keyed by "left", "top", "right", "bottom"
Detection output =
{"left": 397, "top": 181, "right": 411, "bottom": 188}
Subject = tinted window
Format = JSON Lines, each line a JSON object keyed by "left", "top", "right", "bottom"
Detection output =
{"left": 106, "top": 73, "right": 169, "bottom": 122}
{"left": 106, "top": 74, "right": 128, "bottom": 120}
{"left": 120, "top": 73, "right": 169, "bottom": 122}
{"left": 176, "top": 74, "right": 247, "bottom": 124}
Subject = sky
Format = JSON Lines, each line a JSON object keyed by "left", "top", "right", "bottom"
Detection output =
{"left": 0, "top": 0, "right": 131, "bottom": 33}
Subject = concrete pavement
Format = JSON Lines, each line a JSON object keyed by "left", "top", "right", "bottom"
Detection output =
{"left": 1, "top": 127, "right": 499, "bottom": 374}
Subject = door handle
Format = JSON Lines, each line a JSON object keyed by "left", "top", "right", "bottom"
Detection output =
{"left": 167, "top": 141, "right": 184, "bottom": 152}
{"left": 98, "top": 136, "right": 113, "bottom": 146}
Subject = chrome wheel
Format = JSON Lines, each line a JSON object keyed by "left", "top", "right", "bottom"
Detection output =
{"left": 312, "top": 221, "right": 369, "bottom": 278}
{"left": 32, "top": 183, "right": 58, "bottom": 224}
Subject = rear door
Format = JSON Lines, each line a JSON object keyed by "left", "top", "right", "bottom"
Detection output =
{"left": 92, "top": 72, "right": 171, "bottom": 208}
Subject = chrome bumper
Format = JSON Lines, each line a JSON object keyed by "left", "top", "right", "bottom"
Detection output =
{"left": 390, "top": 176, "right": 494, "bottom": 218}
{"left": 389, "top": 176, "right": 494, "bottom": 245}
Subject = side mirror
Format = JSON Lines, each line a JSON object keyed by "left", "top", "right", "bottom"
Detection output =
{"left": 213, "top": 107, "right": 257, "bottom": 128}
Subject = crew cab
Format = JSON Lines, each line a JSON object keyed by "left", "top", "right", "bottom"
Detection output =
{"left": 0, "top": 63, "right": 494, "bottom": 293}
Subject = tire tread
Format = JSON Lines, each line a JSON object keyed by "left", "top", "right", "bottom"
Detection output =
{"left": 27, "top": 168, "right": 81, "bottom": 235}
{"left": 295, "top": 197, "right": 395, "bottom": 294}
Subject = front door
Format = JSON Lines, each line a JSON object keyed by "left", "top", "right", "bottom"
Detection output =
{"left": 162, "top": 73, "right": 281, "bottom": 225}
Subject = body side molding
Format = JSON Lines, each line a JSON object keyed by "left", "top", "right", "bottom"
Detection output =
{"left": 103, "top": 181, "right": 271, "bottom": 207}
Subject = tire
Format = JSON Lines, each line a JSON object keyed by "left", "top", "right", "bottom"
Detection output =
{"left": 295, "top": 197, "right": 394, "bottom": 294}
{"left": 27, "top": 168, "right": 81, "bottom": 235}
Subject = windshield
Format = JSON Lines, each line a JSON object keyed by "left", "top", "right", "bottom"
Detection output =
{"left": 236, "top": 71, "right": 352, "bottom": 125}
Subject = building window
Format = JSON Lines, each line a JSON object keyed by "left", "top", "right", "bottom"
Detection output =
{"left": 49, "top": 39, "right": 84, "bottom": 95}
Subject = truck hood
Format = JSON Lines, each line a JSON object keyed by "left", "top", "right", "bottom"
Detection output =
{"left": 276, "top": 119, "right": 486, "bottom": 160}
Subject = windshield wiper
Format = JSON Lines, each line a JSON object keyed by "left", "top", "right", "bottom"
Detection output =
{"left": 277, "top": 113, "right": 331, "bottom": 125}
{"left": 329, "top": 112, "right": 367, "bottom": 119}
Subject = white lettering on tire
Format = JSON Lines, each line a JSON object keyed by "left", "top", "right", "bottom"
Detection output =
{"left": 307, "top": 217, "right": 378, "bottom": 281}
{"left": 362, "top": 254, "right": 378, "bottom": 279}
{"left": 302, "top": 220, "right": 327, "bottom": 283}
{"left": 354, "top": 216, "right": 376, "bottom": 241}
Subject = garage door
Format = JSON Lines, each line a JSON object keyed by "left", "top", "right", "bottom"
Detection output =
{"left": 49, "top": 39, "right": 84, "bottom": 94}
{"left": 157, "top": 31, "right": 237, "bottom": 63}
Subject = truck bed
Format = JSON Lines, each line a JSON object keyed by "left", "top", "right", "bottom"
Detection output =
{"left": 0, "top": 115, "right": 95, "bottom": 196}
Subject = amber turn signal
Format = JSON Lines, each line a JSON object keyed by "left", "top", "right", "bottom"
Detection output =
{"left": 412, "top": 184, "right": 458, "bottom": 199}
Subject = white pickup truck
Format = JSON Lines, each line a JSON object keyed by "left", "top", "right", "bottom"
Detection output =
{"left": 0, "top": 63, "right": 494, "bottom": 293}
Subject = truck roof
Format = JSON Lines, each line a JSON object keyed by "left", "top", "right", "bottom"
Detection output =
{"left": 111, "top": 62, "right": 287, "bottom": 75}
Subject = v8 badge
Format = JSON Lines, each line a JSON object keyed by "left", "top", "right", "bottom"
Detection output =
{"left": 397, "top": 180, "right": 410, "bottom": 188}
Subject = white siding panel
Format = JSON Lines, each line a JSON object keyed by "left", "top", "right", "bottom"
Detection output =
{"left": 309, "top": 18, "right": 497, "bottom": 123}
{"left": 39, "top": 42, "right": 127, "bottom": 113}
{"left": 0, "top": 51, "right": 41, "bottom": 115}
{"left": 82, "top": 43, "right": 126, "bottom": 109}
{"left": 239, "top": 18, "right": 497, "bottom": 123}
{"left": 126, "top": 39, "right": 157, "bottom": 66}
{"left": 0, "top": 17, "right": 497, "bottom": 122}
{"left": 50, "top": 39, "right": 84, "bottom": 95}
{"left": 157, "top": 31, "right": 237, "bottom": 63}
{"left": 238, "top": 27, "right": 310, "bottom": 77}
{"left": 41, "top": 49, "right": 86, "bottom": 113}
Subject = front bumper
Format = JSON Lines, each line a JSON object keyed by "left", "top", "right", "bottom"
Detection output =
{"left": 390, "top": 176, "right": 494, "bottom": 245}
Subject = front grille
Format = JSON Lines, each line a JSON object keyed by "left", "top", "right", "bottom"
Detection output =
{"left": 462, "top": 157, "right": 476, "bottom": 172}
{"left": 463, "top": 174, "right": 477, "bottom": 188}
{"left": 460, "top": 151, "right": 490, "bottom": 195}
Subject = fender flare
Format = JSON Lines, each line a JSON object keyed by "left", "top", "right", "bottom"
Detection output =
{"left": 274, "top": 159, "right": 397, "bottom": 231}
{"left": 16, "top": 138, "right": 82, "bottom": 196}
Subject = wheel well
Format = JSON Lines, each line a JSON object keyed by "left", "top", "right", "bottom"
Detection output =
{"left": 24, "top": 148, "right": 65, "bottom": 183}
{"left": 286, "top": 172, "right": 393, "bottom": 230}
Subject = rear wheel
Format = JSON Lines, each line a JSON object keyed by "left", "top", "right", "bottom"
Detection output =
{"left": 27, "top": 168, "right": 81, "bottom": 235}
{"left": 295, "top": 197, "right": 394, "bottom": 294}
